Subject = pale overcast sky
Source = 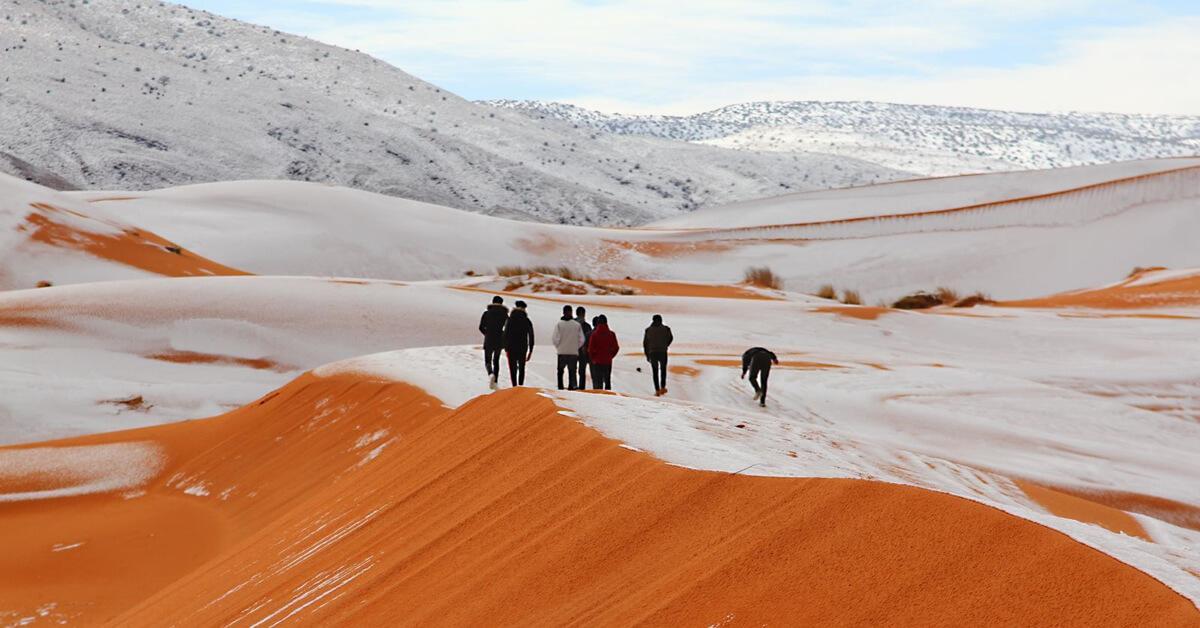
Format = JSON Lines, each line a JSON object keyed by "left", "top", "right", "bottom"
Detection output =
{"left": 181, "top": 0, "right": 1200, "bottom": 115}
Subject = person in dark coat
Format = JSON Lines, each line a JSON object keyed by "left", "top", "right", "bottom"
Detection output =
{"left": 501, "top": 300, "right": 535, "bottom": 387}
{"left": 741, "top": 347, "right": 779, "bottom": 407}
{"left": 478, "top": 296, "right": 508, "bottom": 389}
{"left": 642, "top": 314, "right": 673, "bottom": 396}
{"left": 575, "top": 306, "right": 592, "bottom": 388}
{"left": 587, "top": 314, "right": 619, "bottom": 390}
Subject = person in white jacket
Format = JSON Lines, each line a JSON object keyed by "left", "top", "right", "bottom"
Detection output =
{"left": 551, "top": 304, "right": 585, "bottom": 390}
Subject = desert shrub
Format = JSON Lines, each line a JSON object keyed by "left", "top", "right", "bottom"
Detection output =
{"left": 743, "top": 266, "right": 783, "bottom": 290}
{"left": 840, "top": 289, "right": 862, "bottom": 305}
{"left": 953, "top": 292, "right": 995, "bottom": 308}
{"left": 494, "top": 265, "right": 632, "bottom": 295}
{"left": 1127, "top": 265, "right": 1165, "bottom": 278}
{"left": 496, "top": 265, "right": 577, "bottom": 280}
{"left": 892, "top": 292, "right": 944, "bottom": 310}
{"left": 585, "top": 280, "right": 636, "bottom": 296}
{"left": 935, "top": 286, "right": 959, "bottom": 305}
{"left": 35, "top": 280, "right": 53, "bottom": 288}
{"left": 816, "top": 284, "right": 837, "bottom": 300}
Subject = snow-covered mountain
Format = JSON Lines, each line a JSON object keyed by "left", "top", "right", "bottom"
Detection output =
{"left": 0, "top": 1, "right": 904, "bottom": 226}
{"left": 484, "top": 100, "right": 1200, "bottom": 177}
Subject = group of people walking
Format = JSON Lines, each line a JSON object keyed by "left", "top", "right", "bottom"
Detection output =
{"left": 478, "top": 296, "right": 674, "bottom": 395}
{"left": 479, "top": 296, "right": 778, "bottom": 406}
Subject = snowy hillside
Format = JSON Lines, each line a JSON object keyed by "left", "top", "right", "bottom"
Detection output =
{"left": 0, "top": 1, "right": 903, "bottom": 226}
{"left": 484, "top": 100, "right": 1200, "bottom": 177}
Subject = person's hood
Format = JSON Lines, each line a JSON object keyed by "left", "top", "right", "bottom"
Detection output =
{"left": 508, "top": 309, "right": 528, "bottom": 320}
{"left": 594, "top": 323, "right": 611, "bottom": 333}
{"left": 488, "top": 303, "right": 508, "bottom": 312}
{"left": 560, "top": 315, "right": 573, "bottom": 321}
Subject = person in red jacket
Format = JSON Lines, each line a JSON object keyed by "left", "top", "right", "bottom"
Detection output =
{"left": 586, "top": 314, "right": 620, "bottom": 390}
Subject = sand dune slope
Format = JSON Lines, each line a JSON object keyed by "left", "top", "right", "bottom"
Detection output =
{"left": 2, "top": 372, "right": 1195, "bottom": 626}
{"left": 0, "top": 174, "right": 245, "bottom": 290}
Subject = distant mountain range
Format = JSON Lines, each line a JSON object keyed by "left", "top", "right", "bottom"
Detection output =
{"left": 482, "top": 100, "right": 1200, "bottom": 176}
{"left": 0, "top": 1, "right": 902, "bottom": 226}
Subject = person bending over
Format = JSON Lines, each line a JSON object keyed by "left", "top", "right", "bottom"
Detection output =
{"left": 552, "top": 305, "right": 585, "bottom": 390}
{"left": 642, "top": 314, "right": 673, "bottom": 396}
{"left": 502, "top": 300, "right": 534, "bottom": 387}
{"left": 741, "top": 347, "right": 779, "bottom": 408}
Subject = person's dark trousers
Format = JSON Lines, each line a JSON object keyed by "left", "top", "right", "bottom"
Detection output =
{"left": 648, "top": 351, "right": 668, "bottom": 391}
{"left": 749, "top": 362, "right": 771, "bottom": 405}
{"left": 506, "top": 351, "right": 526, "bottom": 386}
{"left": 557, "top": 355, "right": 579, "bottom": 390}
{"left": 592, "top": 364, "right": 612, "bottom": 390}
{"left": 484, "top": 345, "right": 502, "bottom": 378}
{"left": 577, "top": 355, "right": 589, "bottom": 389}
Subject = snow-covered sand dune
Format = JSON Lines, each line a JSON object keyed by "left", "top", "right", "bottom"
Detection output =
{"left": 1, "top": 372, "right": 1196, "bottom": 625}
{"left": 2, "top": 157, "right": 1200, "bottom": 623}
{"left": 58, "top": 157, "right": 1200, "bottom": 301}
{"left": 0, "top": 174, "right": 244, "bottom": 290}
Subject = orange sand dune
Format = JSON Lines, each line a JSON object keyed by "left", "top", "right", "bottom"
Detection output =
{"left": 1, "top": 376, "right": 1195, "bottom": 626}
{"left": 683, "top": 163, "right": 1200, "bottom": 235}
{"left": 147, "top": 350, "right": 291, "bottom": 372}
{"left": 600, "top": 278, "right": 779, "bottom": 300}
{"left": 20, "top": 202, "right": 247, "bottom": 278}
{"left": 1004, "top": 270, "right": 1200, "bottom": 309}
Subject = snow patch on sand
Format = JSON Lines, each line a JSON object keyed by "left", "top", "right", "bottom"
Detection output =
{"left": 0, "top": 442, "right": 164, "bottom": 502}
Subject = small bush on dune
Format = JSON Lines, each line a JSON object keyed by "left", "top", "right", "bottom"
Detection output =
{"left": 935, "top": 286, "right": 959, "bottom": 305}
{"left": 816, "top": 284, "right": 837, "bottom": 300}
{"left": 496, "top": 265, "right": 578, "bottom": 280}
{"left": 494, "top": 264, "right": 633, "bottom": 295}
{"left": 743, "top": 266, "right": 783, "bottom": 290}
{"left": 1127, "top": 265, "right": 1166, "bottom": 278}
{"left": 892, "top": 292, "right": 944, "bottom": 310}
{"left": 840, "top": 289, "right": 862, "bottom": 305}
{"left": 953, "top": 292, "right": 995, "bottom": 308}
{"left": 892, "top": 287, "right": 991, "bottom": 309}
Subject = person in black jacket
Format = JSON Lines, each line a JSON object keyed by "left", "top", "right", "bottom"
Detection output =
{"left": 642, "top": 314, "right": 673, "bottom": 396}
{"left": 478, "top": 296, "right": 508, "bottom": 389}
{"left": 741, "top": 347, "right": 779, "bottom": 408}
{"left": 575, "top": 306, "right": 592, "bottom": 389}
{"left": 502, "top": 300, "right": 535, "bottom": 387}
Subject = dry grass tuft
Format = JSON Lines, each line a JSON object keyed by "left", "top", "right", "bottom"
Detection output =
{"left": 1127, "top": 265, "right": 1166, "bottom": 278}
{"left": 816, "top": 284, "right": 837, "bottom": 300}
{"left": 935, "top": 286, "right": 959, "bottom": 305}
{"left": 953, "top": 292, "right": 995, "bottom": 308}
{"left": 892, "top": 292, "right": 944, "bottom": 310}
{"left": 494, "top": 265, "right": 634, "bottom": 295}
{"left": 496, "top": 265, "right": 581, "bottom": 281}
{"left": 743, "top": 266, "right": 783, "bottom": 290}
{"left": 840, "top": 289, "right": 862, "bottom": 305}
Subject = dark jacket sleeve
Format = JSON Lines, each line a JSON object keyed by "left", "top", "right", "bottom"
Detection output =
{"left": 526, "top": 320, "right": 535, "bottom": 352}
{"left": 742, "top": 349, "right": 753, "bottom": 376}
{"left": 666, "top": 327, "right": 674, "bottom": 349}
{"left": 479, "top": 312, "right": 488, "bottom": 336}
{"left": 642, "top": 329, "right": 650, "bottom": 356}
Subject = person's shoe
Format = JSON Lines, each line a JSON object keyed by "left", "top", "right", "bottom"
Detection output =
{"left": 752, "top": 390, "right": 762, "bottom": 401}
{"left": 759, "top": 401, "right": 766, "bottom": 408}
{"left": 489, "top": 375, "right": 498, "bottom": 390}
{"left": 661, "top": 387, "right": 668, "bottom": 395}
